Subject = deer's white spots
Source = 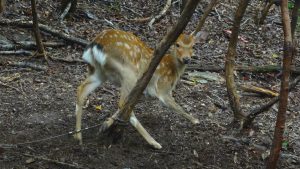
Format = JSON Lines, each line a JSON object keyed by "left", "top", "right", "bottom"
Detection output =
{"left": 124, "top": 43, "right": 131, "bottom": 50}
{"left": 116, "top": 42, "right": 123, "bottom": 46}
{"left": 129, "top": 51, "right": 134, "bottom": 58}
{"left": 167, "top": 70, "right": 172, "bottom": 75}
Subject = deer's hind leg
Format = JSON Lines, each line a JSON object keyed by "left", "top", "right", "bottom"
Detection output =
{"left": 74, "top": 65, "right": 104, "bottom": 144}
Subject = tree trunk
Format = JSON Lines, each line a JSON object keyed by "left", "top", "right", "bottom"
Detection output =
{"left": 0, "top": 0, "right": 5, "bottom": 13}
{"left": 180, "top": 0, "right": 188, "bottom": 14}
{"left": 225, "top": 0, "right": 250, "bottom": 125}
{"left": 266, "top": 0, "right": 294, "bottom": 168}
{"left": 31, "top": 0, "right": 47, "bottom": 60}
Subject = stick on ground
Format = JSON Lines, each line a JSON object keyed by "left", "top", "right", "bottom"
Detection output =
{"left": 148, "top": 0, "right": 172, "bottom": 28}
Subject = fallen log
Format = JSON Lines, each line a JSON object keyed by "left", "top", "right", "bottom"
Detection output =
{"left": 0, "top": 60, "right": 47, "bottom": 71}
{"left": 0, "top": 50, "right": 33, "bottom": 55}
{"left": 0, "top": 19, "right": 89, "bottom": 46}
{"left": 0, "top": 41, "right": 65, "bottom": 50}
{"left": 187, "top": 64, "right": 300, "bottom": 75}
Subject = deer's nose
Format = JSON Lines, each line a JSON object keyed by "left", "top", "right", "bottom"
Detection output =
{"left": 183, "top": 58, "right": 191, "bottom": 64}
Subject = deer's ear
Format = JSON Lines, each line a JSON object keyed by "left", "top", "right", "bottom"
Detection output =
{"left": 194, "top": 31, "right": 208, "bottom": 43}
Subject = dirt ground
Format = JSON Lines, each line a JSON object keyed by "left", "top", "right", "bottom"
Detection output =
{"left": 0, "top": 0, "right": 300, "bottom": 168}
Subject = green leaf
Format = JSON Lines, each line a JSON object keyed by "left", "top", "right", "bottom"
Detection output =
{"left": 282, "top": 140, "right": 289, "bottom": 150}
{"left": 288, "top": 2, "right": 294, "bottom": 9}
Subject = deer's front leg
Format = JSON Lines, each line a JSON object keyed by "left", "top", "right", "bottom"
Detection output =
{"left": 130, "top": 113, "right": 162, "bottom": 149}
{"left": 159, "top": 95, "right": 200, "bottom": 124}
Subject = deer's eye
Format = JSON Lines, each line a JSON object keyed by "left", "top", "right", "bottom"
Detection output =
{"left": 175, "top": 43, "right": 180, "bottom": 48}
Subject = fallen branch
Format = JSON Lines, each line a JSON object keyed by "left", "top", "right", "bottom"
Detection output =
{"left": 0, "top": 41, "right": 65, "bottom": 50}
{"left": 50, "top": 56, "right": 84, "bottom": 64}
{"left": 243, "top": 76, "right": 300, "bottom": 127}
{"left": 187, "top": 64, "right": 300, "bottom": 75}
{"left": 148, "top": 0, "right": 172, "bottom": 28}
{"left": 126, "top": 16, "right": 151, "bottom": 23}
{"left": 0, "top": 50, "right": 33, "bottom": 55}
{"left": 0, "top": 61, "right": 48, "bottom": 71}
{"left": 59, "top": 0, "right": 72, "bottom": 21}
{"left": 0, "top": 19, "right": 89, "bottom": 46}
{"left": 24, "top": 154, "right": 84, "bottom": 169}
{"left": 240, "top": 84, "right": 279, "bottom": 97}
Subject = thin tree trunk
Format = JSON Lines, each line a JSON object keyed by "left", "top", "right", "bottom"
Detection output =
{"left": 0, "top": 0, "right": 5, "bottom": 13}
{"left": 258, "top": 0, "right": 274, "bottom": 25}
{"left": 31, "top": 0, "right": 47, "bottom": 60}
{"left": 225, "top": 0, "right": 250, "bottom": 125}
{"left": 193, "top": 0, "right": 218, "bottom": 35}
{"left": 266, "top": 0, "right": 294, "bottom": 168}
{"left": 291, "top": 0, "right": 300, "bottom": 38}
{"left": 180, "top": 0, "right": 188, "bottom": 14}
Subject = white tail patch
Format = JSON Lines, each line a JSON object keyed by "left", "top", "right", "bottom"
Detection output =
{"left": 82, "top": 44, "right": 107, "bottom": 66}
{"left": 82, "top": 47, "right": 93, "bottom": 64}
{"left": 92, "top": 45, "right": 107, "bottom": 65}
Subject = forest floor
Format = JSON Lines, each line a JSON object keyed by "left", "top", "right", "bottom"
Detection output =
{"left": 0, "top": 0, "right": 300, "bottom": 168}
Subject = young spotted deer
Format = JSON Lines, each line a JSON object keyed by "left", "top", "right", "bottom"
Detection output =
{"left": 75, "top": 29, "right": 205, "bottom": 149}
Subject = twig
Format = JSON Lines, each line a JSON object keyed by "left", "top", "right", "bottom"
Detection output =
{"left": 192, "top": 0, "right": 218, "bottom": 35}
{"left": 24, "top": 153, "right": 85, "bottom": 169}
{"left": 126, "top": 16, "right": 151, "bottom": 23}
{"left": 1, "top": 61, "right": 48, "bottom": 71}
{"left": 59, "top": 0, "right": 72, "bottom": 21}
{"left": 0, "top": 81, "right": 26, "bottom": 96}
{"left": 0, "top": 19, "right": 89, "bottom": 46}
{"left": 0, "top": 50, "right": 33, "bottom": 55}
{"left": 50, "top": 56, "right": 85, "bottom": 64}
{"left": 122, "top": 5, "right": 143, "bottom": 17}
{"left": 148, "top": 0, "right": 172, "bottom": 28}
